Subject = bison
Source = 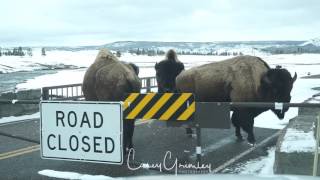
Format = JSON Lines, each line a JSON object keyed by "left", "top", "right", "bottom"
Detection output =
{"left": 176, "top": 55, "right": 297, "bottom": 144}
{"left": 155, "top": 49, "right": 184, "bottom": 93}
{"left": 82, "top": 48, "right": 141, "bottom": 152}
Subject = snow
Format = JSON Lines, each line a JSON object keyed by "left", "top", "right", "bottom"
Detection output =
{"left": 0, "top": 49, "right": 98, "bottom": 73}
{"left": 1, "top": 50, "right": 320, "bottom": 177}
{"left": 0, "top": 112, "right": 39, "bottom": 125}
{"left": 224, "top": 147, "right": 276, "bottom": 174}
{"left": 1, "top": 51, "right": 320, "bottom": 129}
{"left": 300, "top": 38, "right": 320, "bottom": 47}
{"left": 38, "top": 170, "right": 114, "bottom": 180}
{"left": 16, "top": 69, "right": 86, "bottom": 90}
{"left": 14, "top": 54, "right": 231, "bottom": 89}
{"left": 280, "top": 127, "right": 316, "bottom": 153}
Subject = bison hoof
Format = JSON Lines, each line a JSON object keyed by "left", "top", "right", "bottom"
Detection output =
{"left": 186, "top": 128, "right": 193, "bottom": 138}
{"left": 247, "top": 137, "right": 256, "bottom": 144}
{"left": 236, "top": 136, "right": 244, "bottom": 142}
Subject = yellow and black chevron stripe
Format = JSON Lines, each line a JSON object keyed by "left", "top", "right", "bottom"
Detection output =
{"left": 123, "top": 93, "right": 195, "bottom": 121}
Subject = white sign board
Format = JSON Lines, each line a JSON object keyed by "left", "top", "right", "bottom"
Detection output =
{"left": 40, "top": 101, "right": 123, "bottom": 164}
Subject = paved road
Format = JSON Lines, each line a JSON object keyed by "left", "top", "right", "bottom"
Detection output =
{"left": 0, "top": 119, "right": 278, "bottom": 179}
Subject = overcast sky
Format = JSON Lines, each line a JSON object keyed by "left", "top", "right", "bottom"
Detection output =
{"left": 0, "top": 0, "right": 319, "bottom": 46}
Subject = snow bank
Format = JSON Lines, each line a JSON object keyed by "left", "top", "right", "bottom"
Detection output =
{"left": 16, "top": 69, "right": 86, "bottom": 90}
{"left": 280, "top": 128, "right": 316, "bottom": 153}
{"left": 301, "top": 38, "right": 320, "bottom": 47}
{"left": 0, "top": 112, "right": 39, "bottom": 125}
{"left": 0, "top": 50, "right": 98, "bottom": 73}
{"left": 38, "top": 169, "right": 114, "bottom": 180}
{"left": 224, "top": 147, "right": 276, "bottom": 174}
{"left": 10, "top": 53, "right": 320, "bottom": 130}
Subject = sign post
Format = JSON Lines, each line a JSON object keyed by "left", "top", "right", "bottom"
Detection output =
{"left": 40, "top": 101, "right": 123, "bottom": 164}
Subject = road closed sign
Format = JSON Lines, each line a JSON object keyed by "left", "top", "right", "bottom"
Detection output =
{"left": 40, "top": 101, "right": 123, "bottom": 164}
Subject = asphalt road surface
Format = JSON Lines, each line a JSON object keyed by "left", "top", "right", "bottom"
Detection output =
{"left": 0, "top": 118, "right": 278, "bottom": 179}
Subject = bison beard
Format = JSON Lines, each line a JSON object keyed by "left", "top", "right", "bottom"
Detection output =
{"left": 176, "top": 55, "right": 296, "bottom": 144}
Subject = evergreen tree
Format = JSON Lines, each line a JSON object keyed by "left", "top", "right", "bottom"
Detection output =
{"left": 141, "top": 48, "right": 146, "bottom": 55}
{"left": 116, "top": 50, "right": 121, "bottom": 57}
{"left": 42, "top": 47, "right": 46, "bottom": 56}
{"left": 27, "top": 48, "right": 33, "bottom": 56}
{"left": 136, "top": 48, "right": 141, "bottom": 55}
{"left": 13, "top": 48, "right": 18, "bottom": 56}
{"left": 18, "top": 47, "right": 25, "bottom": 56}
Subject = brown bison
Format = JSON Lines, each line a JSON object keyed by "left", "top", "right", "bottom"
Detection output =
{"left": 155, "top": 49, "right": 184, "bottom": 93}
{"left": 82, "top": 48, "right": 141, "bottom": 151}
{"left": 176, "top": 55, "right": 297, "bottom": 144}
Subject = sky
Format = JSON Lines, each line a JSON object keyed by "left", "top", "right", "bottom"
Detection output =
{"left": 0, "top": 0, "right": 319, "bottom": 46}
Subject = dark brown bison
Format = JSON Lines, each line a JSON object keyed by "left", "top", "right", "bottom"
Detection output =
{"left": 82, "top": 48, "right": 141, "bottom": 151}
{"left": 176, "top": 55, "right": 297, "bottom": 144}
{"left": 155, "top": 49, "right": 184, "bottom": 93}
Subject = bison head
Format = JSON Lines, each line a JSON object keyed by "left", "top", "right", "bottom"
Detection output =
{"left": 128, "top": 63, "right": 139, "bottom": 76}
{"left": 260, "top": 68, "right": 297, "bottom": 119}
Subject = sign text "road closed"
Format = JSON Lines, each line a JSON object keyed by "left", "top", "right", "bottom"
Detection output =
{"left": 40, "top": 102, "right": 123, "bottom": 164}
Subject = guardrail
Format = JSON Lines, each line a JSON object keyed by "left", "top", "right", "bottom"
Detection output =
{"left": 1, "top": 100, "right": 319, "bottom": 108}
{"left": 1, "top": 97, "right": 320, "bottom": 167}
{"left": 42, "top": 83, "right": 83, "bottom": 101}
{"left": 141, "top": 76, "right": 158, "bottom": 93}
{"left": 41, "top": 76, "right": 157, "bottom": 100}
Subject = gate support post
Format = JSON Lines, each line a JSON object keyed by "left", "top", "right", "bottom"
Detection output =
{"left": 195, "top": 124, "right": 202, "bottom": 165}
{"left": 313, "top": 114, "right": 320, "bottom": 176}
{"left": 42, "top": 87, "right": 49, "bottom": 100}
{"left": 146, "top": 78, "right": 151, "bottom": 93}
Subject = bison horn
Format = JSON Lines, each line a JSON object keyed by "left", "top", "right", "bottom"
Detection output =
{"left": 292, "top": 72, "right": 297, "bottom": 82}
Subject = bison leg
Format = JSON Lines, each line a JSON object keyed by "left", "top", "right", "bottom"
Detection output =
{"left": 238, "top": 112, "right": 255, "bottom": 144}
{"left": 127, "top": 119, "right": 135, "bottom": 149}
{"left": 185, "top": 127, "right": 193, "bottom": 137}
{"left": 243, "top": 120, "right": 255, "bottom": 144}
{"left": 231, "top": 110, "right": 243, "bottom": 141}
{"left": 246, "top": 121, "right": 255, "bottom": 144}
{"left": 123, "top": 119, "right": 135, "bottom": 153}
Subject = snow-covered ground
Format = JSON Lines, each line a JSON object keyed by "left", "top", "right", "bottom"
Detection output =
{"left": 38, "top": 170, "right": 113, "bottom": 180}
{"left": 224, "top": 147, "right": 276, "bottom": 174}
{"left": 8, "top": 52, "right": 320, "bottom": 129}
{"left": 1, "top": 51, "right": 320, "bottom": 176}
{"left": 1, "top": 52, "right": 320, "bottom": 128}
{"left": 0, "top": 49, "right": 97, "bottom": 73}
{"left": 0, "top": 112, "right": 39, "bottom": 125}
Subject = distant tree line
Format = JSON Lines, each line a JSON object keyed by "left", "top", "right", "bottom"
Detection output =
{"left": 262, "top": 46, "right": 320, "bottom": 54}
{"left": 0, "top": 47, "right": 33, "bottom": 57}
{"left": 128, "top": 48, "right": 244, "bottom": 56}
{"left": 128, "top": 48, "right": 166, "bottom": 56}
